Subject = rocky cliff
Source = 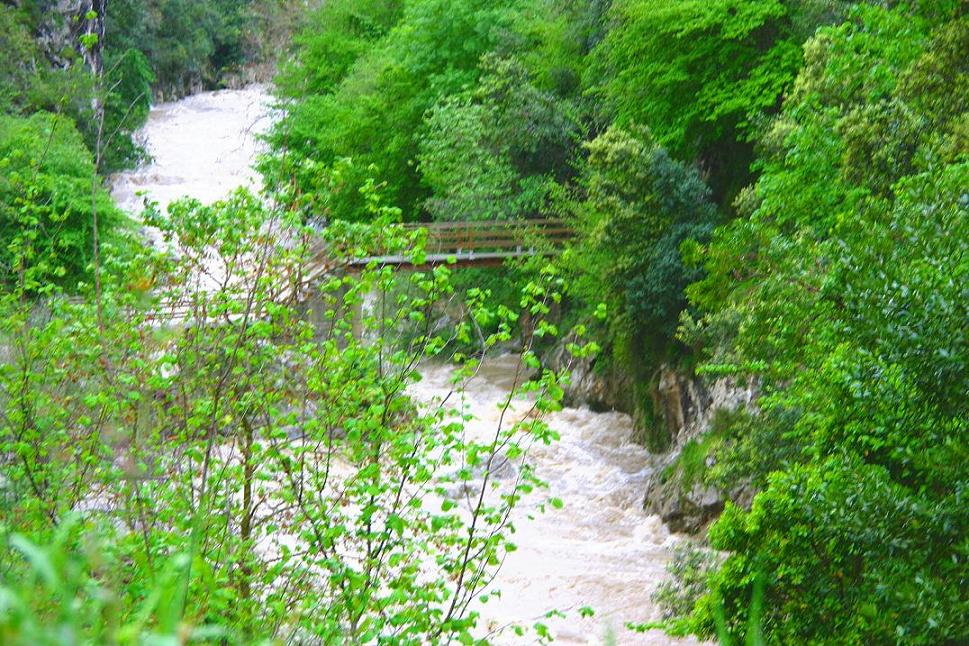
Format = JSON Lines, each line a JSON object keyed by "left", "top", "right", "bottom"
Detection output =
{"left": 641, "top": 367, "right": 757, "bottom": 533}
{"left": 30, "top": 0, "right": 105, "bottom": 73}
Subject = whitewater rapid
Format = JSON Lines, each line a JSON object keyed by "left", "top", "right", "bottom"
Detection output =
{"left": 111, "top": 85, "right": 274, "bottom": 219}
{"left": 109, "top": 87, "right": 698, "bottom": 645}
{"left": 413, "top": 357, "right": 701, "bottom": 645}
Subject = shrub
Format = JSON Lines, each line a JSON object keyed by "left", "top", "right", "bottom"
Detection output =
{"left": 0, "top": 112, "right": 133, "bottom": 292}
{"left": 0, "top": 186, "right": 591, "bottom": 642}
{"left": 560, "top": 125, "right": 717, "bottom": 371}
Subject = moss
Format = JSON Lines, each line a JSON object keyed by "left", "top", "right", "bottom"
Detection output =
{"left": 662, "top": 426, "right": 724, "bottom": 492}
{"left": 636, "top": 381, "right": 671, "bottom": 452}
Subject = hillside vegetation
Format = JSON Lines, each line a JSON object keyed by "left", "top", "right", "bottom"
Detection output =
{"left": 269, "top": 1, "right": 969, "bottom": 641}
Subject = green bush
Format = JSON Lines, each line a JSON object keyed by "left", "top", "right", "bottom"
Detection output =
{"left": 559, "top": 125, "right": 717, "bottom": 371}
{"left": 419, "top": 55, "right": 580, "bottom": 222}
{"left": 0, "top": 184, "right": 586, "bottom": 642}
{"left": 268, "top": 0, "right": 543, "bottom": 220}
{"left": 106, "top": 0, "right": 261, "bottom": 97}
{"left": 0, "top": 112, "right": 133, "bottom": 292}
{"left": 0, "top": 6, "right": 39, "bottom": 115}
{"left": 589, "top": 0, "right": 803, "bottom": 199}
{"left": 97, "top": 47, "right": 154, "bottom": 172}
{"left": 273, "top": 0, "right": 403, "bottom": 98}
{"left": 0, "top": 518, "right": 222, "bottom": 645}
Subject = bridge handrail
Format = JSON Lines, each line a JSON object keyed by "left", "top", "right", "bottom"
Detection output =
{"left": 57, "top": 218, "right": 572, "bottom": 324}
{"left": 398, "top": 218, "right": 572, "bottom": 253}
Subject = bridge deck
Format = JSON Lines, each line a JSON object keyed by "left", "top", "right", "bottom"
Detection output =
{"left": 347, "top": 249, "right": 555, "bottom": 269}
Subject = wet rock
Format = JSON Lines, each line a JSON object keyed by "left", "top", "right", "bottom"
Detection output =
{"left": 443, "top": 452, "right": 518, "bottom": 500}
{"left": 729, "top": 483, "right": 757, "bottom": 511}
{"left": 639, "top": 368, "right": 759, "bottom": 534}
{"left": 644, "top": 470, "right": 724, "bottom": 535}
{"left": 651, "top": 366, "right": 757, "bottom": 448}
{"left": 642, "top": 452, "right": 760, "bottom": 534}
{"left": 486, "top": 452, "right": 516, "bottom": 479}
{"left": 545, "top": 345, "right": 636, "bottom": 413}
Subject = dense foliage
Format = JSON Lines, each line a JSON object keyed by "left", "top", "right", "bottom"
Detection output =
{"left": 0, "top": 185, "right": 585, "bottom": 642}
{"left": 419, "top": 55, "right": 580, "bottom": 222}
{"left": 106, "top": 0, "right": 304, "bottom": 99}
{"left": 271, "top": 0, "right": 968, "bottom": 642}
{"left": 588, "top": 0, "right": 803, "bottom": 200}
{"left": 680, "top": 4, "right": 968, "bottom": 643}
{"left": 268, "top": 0, "right": 555, "bottom": 222}
{"left": 561, "top": 125, "right": 717, "bottom": 369}
{"left": 0, "top": 0, "right": 301, "bottom": 287}
{"left": 0, "top": 112, "right": 132, "bottom": 290}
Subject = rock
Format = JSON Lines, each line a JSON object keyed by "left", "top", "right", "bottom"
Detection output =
{"left": 443, "top": 451, "right": 517, "bottom": 500}
{"left": 33, "top": 1, "right": 106, "bottom": 73}
{"left": 644, "top": 470, "right": 725, "bottom": 535}
{"left": 546, "top": 337, "right": 761, "bottom": 536}
{"left": 692, "top": 483, "right": 723, "bottom": 510}
{"left": 545, "top": 344, "right": 636, "bottom": 413}
{"left": 651, "top": 365, "right": 757, "bottom": 448}
{"left": 486, "top": 452, "right": 516, "bottom": 479}
{"left": 729, "top": 483, "right": 758, "bottom": 511}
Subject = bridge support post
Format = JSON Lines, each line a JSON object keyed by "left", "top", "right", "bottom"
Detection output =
{"left": 351, "top": 297, "right": 363, "bottom": 341}
{"left": 301, "top": 288, "right": 327, "bottom": 340}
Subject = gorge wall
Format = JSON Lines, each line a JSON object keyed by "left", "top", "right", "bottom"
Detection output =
{"left": 31, "top": 0, "right": 105, "bottom": 73}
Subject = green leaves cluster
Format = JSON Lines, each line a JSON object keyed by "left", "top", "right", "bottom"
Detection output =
{"left": 592, "top": 0, "right": 800, "bottom": 152}
{"left": 268, "top": 0, "right": 551, "bottom": 222}
{"left": 106, "top": 0, "right": 273, "bottom": 99}
{"left": 419, "top": 55, "right": 580, "bottom": 222}
{"left": 589, "top": 0, "right": 804, "bottom": 199}
{"left": 559, "top": 125, "right": 718, "bottom": 369}
{"left": 0, "top": 112, "right": 133, "bottom": 292}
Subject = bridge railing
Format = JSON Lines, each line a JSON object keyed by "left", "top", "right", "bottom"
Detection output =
{"left": 399, "top": 218, "right": 572, "bottom": 256}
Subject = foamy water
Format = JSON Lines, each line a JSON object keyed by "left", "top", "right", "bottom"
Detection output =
{"left": 414, "top": 356, "right": 701, "bottom": 645}
{"left": 110, "top": 88, "right": 697, "bottom": 645}
{"left": 111, "top": 85, "right": 274, "bottom": 219}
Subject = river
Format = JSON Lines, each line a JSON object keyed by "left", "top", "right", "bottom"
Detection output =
{"left": 111, "top": 85, "right": 274, "bottom": 220}
{"left": 111, "top": 86, "right": 699, "bottom": 646}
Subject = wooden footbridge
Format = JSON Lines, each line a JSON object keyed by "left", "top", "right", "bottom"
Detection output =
{"left": 347, "top": 218, "right": 571, "bottom": 269}
{"left": 298, "top": 218, "right": 571, "bottom": 287}
{"left": 69, "top": 219, "right": 572, "bottom": 324}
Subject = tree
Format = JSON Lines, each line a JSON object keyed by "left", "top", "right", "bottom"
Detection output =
{"left": 268, "top": 0, "right": 540, "bottom": 221}
{"left": 418, "top": 55, "right": 580, "bottom": 222}
{"left": 562, "top": 125, "right": 717, "bottom": 361}
{"left": 589, "top": 0, "right": 803, "bottom": 201}
{"left": 0, "top": 181, "right": 587, "bottom": 642}
{"left": 0, "top": 5, "right": 40, "bottom": 115}
{"left": 0, "top": 112, "right": 132, "bottom": 292}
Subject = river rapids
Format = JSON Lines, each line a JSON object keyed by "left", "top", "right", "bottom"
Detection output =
{"left": 110, "top": 86, "right": 700, "bottom": 646}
